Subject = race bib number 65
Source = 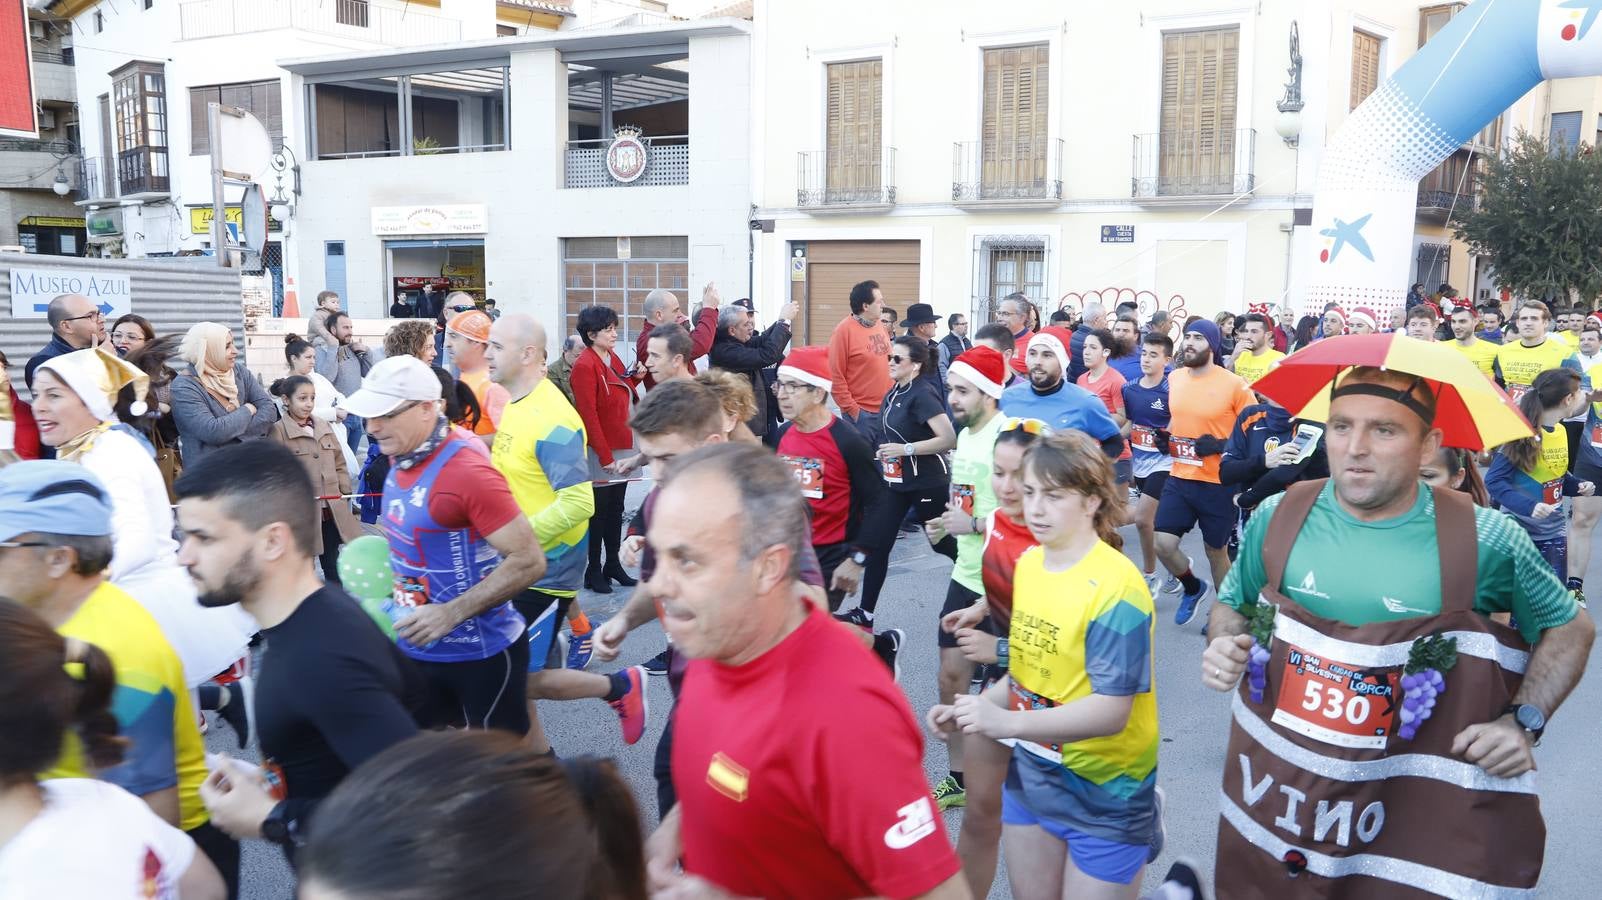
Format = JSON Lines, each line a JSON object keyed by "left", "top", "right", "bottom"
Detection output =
{"left": 1270, "top": 643, "right": 1397, "bottom": 749}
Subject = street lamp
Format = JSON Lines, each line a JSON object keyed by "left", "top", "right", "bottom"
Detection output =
{"left": 268, "top": 144, "right": 300, "bottom": 222}
{"left": 51, "top": 170, "right": 70, "bottom": 196}
{"left": 1275, "top": 21, "right": 1305, "bottom": 147}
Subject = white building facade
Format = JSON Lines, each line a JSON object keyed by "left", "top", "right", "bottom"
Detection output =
{"left": 747, "top": 0, "right": 1572, "bottom": 342}
{"left": 279, "top": 18, "right": 753, "bottom": 339}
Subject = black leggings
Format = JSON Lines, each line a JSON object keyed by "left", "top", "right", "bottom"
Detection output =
{"left": 188, "top": 821, "right": 241, "bottom": 898}
{"left": 859, "top": 484, "right": 958, "bottom": 614}
{"left": 587, "top": 482, "right": 628, "bottom": 574}
{"left": 318, "top": 514, "right": 344, "bottom": 587}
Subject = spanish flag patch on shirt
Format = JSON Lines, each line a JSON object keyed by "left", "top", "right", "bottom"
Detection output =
{"left": 707, "top": 752, "right": 749, "bottom": 802}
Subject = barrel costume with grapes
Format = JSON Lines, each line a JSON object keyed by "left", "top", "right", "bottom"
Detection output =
{"left": 1217, "top": 480, "right": 1543, "bottom": 899}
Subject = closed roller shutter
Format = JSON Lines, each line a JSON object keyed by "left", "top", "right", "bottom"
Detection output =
{"left": 803, "top": 240, "right": 919, "bottom": 345}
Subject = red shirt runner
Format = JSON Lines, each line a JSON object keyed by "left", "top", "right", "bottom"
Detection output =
{"left": 674, "top": 604, "right": 960, "bottom": 899}
{"left": 980, "top": 510, "right": 1037, "bottom": 631}
{"left": 776, "top": 419, "right": 851, "bottom": 545}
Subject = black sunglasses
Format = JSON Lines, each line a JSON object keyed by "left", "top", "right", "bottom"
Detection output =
{"left": 889, "top": 354, "right": 907, "bottom": 364}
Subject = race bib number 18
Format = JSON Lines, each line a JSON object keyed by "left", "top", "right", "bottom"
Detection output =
{"left": 1270, "top": 643, "right": 1397, "bottom": 749}
{"left": 882, "top": 457, "right": 904, "bottom": 484}
{"left": 1130, "top": 424, "right": 1157, "bottom": 452}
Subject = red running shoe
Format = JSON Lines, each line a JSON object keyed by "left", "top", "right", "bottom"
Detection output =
{"left": 609, "top": 665, "right": 649, "bottom": 745}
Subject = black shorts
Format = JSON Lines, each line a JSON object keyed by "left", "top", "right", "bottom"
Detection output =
{"left": 1113, "top": 458, "right": 1133, "bottom": 485}
{"left": 416, "top": 630, "right": 531, "bottom": 734}
{"left": 512, "top": 589, "right": 573, "bottom": 672}
{"left": 815, "top": 542, "right": 851, "bottom": 612}
{"left": 1132, "top": 470, "right": 1170, "bottom": 501}
{"left": 1154, "top": 477, "right": 1236, "bottom": 549}
{"left": 937, "top": 581, "right": 982, "bottom": 649}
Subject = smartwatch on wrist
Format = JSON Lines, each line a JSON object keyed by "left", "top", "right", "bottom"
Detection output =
{"left": 904, "top": 442, "right": 915, "bottom": 458}
{"left": 1503, "top": 703, "right": 1546, "bottom": 745}
{"left": 995, "top": 638, "right": 1010, "bottom": 669}
{"left": 260, "top": 801, "right": 302, "bottom": 848}
{"left": 849, "top": 549, "right": 869, "bottom": 567}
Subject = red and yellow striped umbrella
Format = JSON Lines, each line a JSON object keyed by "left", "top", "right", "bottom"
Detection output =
{"left": 1250, "top": 333, "right": 1533, "bottom": 450}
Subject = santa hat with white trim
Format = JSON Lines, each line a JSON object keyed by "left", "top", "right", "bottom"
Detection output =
{"left": 778, "top": 345, "right": 832, "bottom": 392}
{"left": 948, "top": 346, "right": 1007, "bottom": 399}
{"left": 1029, "top": 325, "right": 1075, "bottom": 365}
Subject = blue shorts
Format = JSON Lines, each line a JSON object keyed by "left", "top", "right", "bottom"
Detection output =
{"left": 1001, "top": 786, "right": 1147, "bottom": 885}
{"left": 1154, "top": 476, "right": 1236, "bottom": 549}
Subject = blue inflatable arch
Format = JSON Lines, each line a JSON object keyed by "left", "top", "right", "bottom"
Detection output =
{"left": 1305, "top": 0, "right": 1602, "bottom": 315}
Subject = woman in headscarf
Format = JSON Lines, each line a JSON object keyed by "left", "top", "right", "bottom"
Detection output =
{"left": 170, "top": 322, "right": 278, "bottom": 463}
{"left": 31, "top": 347, "right": 257, "bottom": 691}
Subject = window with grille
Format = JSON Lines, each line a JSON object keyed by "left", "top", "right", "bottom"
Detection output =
{"left": 987, "top": 245, "right": 1045, "bottom": 314}
{"left": 1350, "top": 31, "right": 1380, "bottom": 110}
{"left": 337, "top": 0, "right": 370, "bottom": 27}
{"left": 190, "top": 81, "right": 282, "bottom": 154}
{"left": 825, "top": 60, "right": 883, "bottom": 201}
{"left": 1158, "top": 26, "right": 1238, "bottom": 195}
{"left": 562, "top": 237, "right": 689, "bottom": 354}
{"left": 1417, "top": 244, "right": 1450, "bottom": 289}
{"left": 981, "top": 44, "right": 1049, "bottom": 196}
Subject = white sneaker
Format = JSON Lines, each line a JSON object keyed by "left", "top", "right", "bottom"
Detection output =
{"left": 1162, "top": 557, "right": 1189, "bottom": 594}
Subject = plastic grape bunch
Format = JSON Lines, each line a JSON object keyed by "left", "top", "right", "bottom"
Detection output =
{"left": 1397, "top": 633, "right": 1458, "bottom": 741}
{"left": 1243, "top": 601, "right": 1278, "bottom": 704}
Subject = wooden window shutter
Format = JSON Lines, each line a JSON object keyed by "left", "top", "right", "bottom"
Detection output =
{"left": 1351, "top": 31, "right": 1381, "bottom": 110}
{"left": 981, "top": 43, "right": 1048, "bottom": 194}
{"left": 1159, "top": 26, "right": 1238, "bottom": 194}
{"left": 825, "top": 60, "right": 881, "bottom": 198}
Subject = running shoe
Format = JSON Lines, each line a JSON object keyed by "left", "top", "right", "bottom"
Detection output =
{"left": 566, "top": 630, "right": 595, "bottom": 670}
{"left": 932, "top": 774, "right": 966, "bottom": 811}
{"left": 1163, "top": 557, "right": 1190, "bottom": 594}
{"left": 1174, "top": 579, "right": 1210, "bottom": 627}
{"left": 873, "top": 628, "right": 905, "bottom": 682}
{"left": 1159, "top": 859, "right": 1207, "bottom": 900}
{"left": 641, "top": 648, "right": 670, "bottom": 676}
{"left": 1144, "top": 570, "right": 1162, "bottom": 596}
{"left": 608, "top": 665, "right": 649, "bottom": 746}
{"left": 833, "top": 607, "right": 875, "bottom": 631}
{"left": 1148, "top": 785, "right": 1167, "bottom": 863}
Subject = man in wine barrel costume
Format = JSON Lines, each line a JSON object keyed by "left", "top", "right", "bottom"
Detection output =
{"left": 1202, "top": 366, "right": 1594, "bottom": 898}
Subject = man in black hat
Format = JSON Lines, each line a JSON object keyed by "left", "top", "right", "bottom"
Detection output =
{"left": 900, "top": 303, "right": 948, "bottom": 401}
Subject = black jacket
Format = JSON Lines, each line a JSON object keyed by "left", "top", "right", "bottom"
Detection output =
{"left": 25, "top": 333, "right": 79, "bottom": 389}
{"left": 708, "top": 321, "right": 792, "bottom": 436}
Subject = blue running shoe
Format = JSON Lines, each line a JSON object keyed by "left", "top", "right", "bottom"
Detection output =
{"left": 567, "top": 630, "right": 595, "bottom": 670}
{"left": 1175, "top": 580, "right": 1209, "bottom": 626}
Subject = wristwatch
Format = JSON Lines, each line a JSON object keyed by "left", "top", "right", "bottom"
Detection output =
{"left": 995, "top": 638, "right": 1010, "bottom": 669}
{"left": 849, "top": 549, "right": 870, "bottom": 566}
{"left": 904, "top": 442, "right": 915, "bottom": 457}
{"left": 260, "top": 801, "right": 302, "bottom": 848}
{"left": 1503, "top": 703, "right": 1546, "bottom": 744}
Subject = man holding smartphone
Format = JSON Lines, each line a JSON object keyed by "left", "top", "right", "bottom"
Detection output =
{"left": 1219, "top": 394, "right": 1330, "bottom": 523}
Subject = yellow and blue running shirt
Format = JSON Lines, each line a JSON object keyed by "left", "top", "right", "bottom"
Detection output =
{"left": 1485, "top": 424, "right": 1579, "bottom": 543}
{"left": 1493, "top": 338, "right": 1584, "bottom": 404}
{"left": 48, "top": 582, "right": 209, "bottom": 832}
{"left": 491, "top": 377, "right": 595, "bottom": 596}
{"left": 1006, "top": 541, "right": 1159, "bottom": 845}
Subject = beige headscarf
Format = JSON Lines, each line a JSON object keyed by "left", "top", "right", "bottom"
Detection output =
{"left": 180, "top": 322, "right": 239, "bottom": 411}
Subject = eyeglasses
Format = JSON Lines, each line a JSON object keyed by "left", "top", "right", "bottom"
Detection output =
{"left": 373, "top": 400, "right": 425, "bottom": 421}
{"left": 448, "top": 306, "right": 475, "bottom": 314}
{"left": 0, "top": 541, "right": 52, "bottom": 550}
{"left": 888, "top": 355, "right": 907, "bottom": 364}
{"left": 1000, "top": 417, "right": 1052, "bottom": 436}
{"left": 62, "top": 311, "right": 104, "bottom": 323}
{"left": 774, "top": 380, "right": 816, "bottom": 394}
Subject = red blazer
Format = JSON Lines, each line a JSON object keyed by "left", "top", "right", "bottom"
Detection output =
{"left": 569, "top": 346, "right": 636, "bottom": 466}
{"left": 633, "top": 306, "right": 719, "bottom": 390}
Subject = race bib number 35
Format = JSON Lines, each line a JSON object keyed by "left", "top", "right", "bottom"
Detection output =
{"left": 1270, "top": 643, "right": 1397, "bottom": 749}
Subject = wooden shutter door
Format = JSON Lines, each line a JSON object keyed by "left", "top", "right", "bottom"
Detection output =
{"left": 1159, "top": 26, "right": 1237, "bottom": 194}
{"left": 1351, "top": 32, "right": 1380, "bottom": 110}
{"left": 826, "top": 60, "right": 882, "bottom": 200}
{"left": 981, "top": 44, "right": 1049, "bottom": 197}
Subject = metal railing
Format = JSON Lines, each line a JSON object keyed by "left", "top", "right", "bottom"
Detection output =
{"left": 1131, "top": 127, "right": 1256, "bottom": 198}
{"left": 31, "top": 48, "right": 74, "bottom": 65}
{"left": 797, "top": 147, "right": 897, "bottom": 207}
{"left": 177, "top": 0, "right": 462, "bottom": 45}
{"left": 952, "top": 138, "right": 1062, "bottom": 202}
{"left": 117, "top": 146, "right": 170, "bottom": 195}
{"left": 80, "top": 157, "right": 117, "bottom": 200}
{"left": 563, "top": 135, "right": 688, "bottom": 188}
{"left": 1416, "top": 189, "right": 1478, "bottom": 218}
{"left": 0, "top": 139, "right": 76, "bottom": 154}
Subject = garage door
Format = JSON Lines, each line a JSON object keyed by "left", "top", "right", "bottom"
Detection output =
{"left": 802, "top": 240, "right": 921, "bottom": 345}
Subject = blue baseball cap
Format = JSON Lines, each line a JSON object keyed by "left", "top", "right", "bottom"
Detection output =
{"left": 0, "top": 461, "right": 113, "bottom": 541}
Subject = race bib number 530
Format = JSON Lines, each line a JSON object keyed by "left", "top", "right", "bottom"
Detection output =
{"left": 1270, "top": 643, "right": 1397, "bottom": 749}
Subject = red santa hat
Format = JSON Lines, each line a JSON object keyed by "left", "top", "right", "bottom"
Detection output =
{"left": 1029, "top": 325, "right": 1076, "bottom": 365}
{"left": 948, "top": 345, "right": 1008, "bottom": 399}
{"left": 778, "top": 345, "right": 832, "bottom": 392}
{"left": 1347, "top": 307, "right": 1377, "bottom": 331}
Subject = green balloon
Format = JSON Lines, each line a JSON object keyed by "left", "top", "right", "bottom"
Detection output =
{"left": 337, "top": 536, "right": 398, "bottom": 640}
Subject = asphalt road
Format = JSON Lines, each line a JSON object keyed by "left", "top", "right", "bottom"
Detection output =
{"left": 226, "top": 480, "right": 1601, "bottom": 899}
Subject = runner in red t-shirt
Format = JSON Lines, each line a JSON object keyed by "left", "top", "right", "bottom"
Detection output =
{"left": 645, "top": 444, "right": 963, "bottom": 900}
{"left": 1076, "top": 327, "right": 1131, "bottom": 484}
{"left": 937, "top": 422, "right": 1042, "bottom": 897}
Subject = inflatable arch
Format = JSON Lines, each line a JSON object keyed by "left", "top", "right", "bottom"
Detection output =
{"left": 1305, "top": 0, "right": 1602, "bottom": 316}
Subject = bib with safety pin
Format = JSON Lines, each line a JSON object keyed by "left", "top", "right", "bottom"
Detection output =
{"left": 1270, "top": 639, "right": 1399, "bottom": 750}
{"left": 1130, "top": 424, "right": 1158, "bottom": 452}
{"left": 1542, "top": 478, "right": 1562, "bottom": 506}
{"left": 1170, "top": 436, "right": 1201, "bottom": 465}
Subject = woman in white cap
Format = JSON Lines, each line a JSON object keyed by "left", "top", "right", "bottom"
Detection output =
{"left": 31, "top": 347, "right": 257, "bottom": 694}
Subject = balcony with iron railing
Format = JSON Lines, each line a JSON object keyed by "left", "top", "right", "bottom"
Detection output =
{"left": 1416, "top": 149, "right": 1484, "bottom": 225}
{"left": 797, "top": 148, "right": 896, "bottom": 210}
{"left": 1131, "top": 128, "right": 1256, "bottom": 200}
{"left": 177, "top": 0, "right": 461, "bottom": 46}
{"left": 952, "top": 138, "right": 1063, "bottom": 207}
{"left": 79, "top": 157, "right": 117, "bottom": 202}
{"left": 563, "top": 135, "right": 688, "bottom": 188}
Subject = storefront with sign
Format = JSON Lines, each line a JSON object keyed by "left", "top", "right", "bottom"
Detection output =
{"left": 17, "top": 215, "right": 87, "bottom": 257}
{"left": 372, "top": 204, "right": 489, "bottom": 308}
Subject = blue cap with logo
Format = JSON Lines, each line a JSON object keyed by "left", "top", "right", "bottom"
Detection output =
{"left": 0, "top": 460, "right": 113, "bottom": 541}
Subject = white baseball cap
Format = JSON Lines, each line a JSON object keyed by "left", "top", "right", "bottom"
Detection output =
{"left": 338, "top": 355, "right": 442, "bottom": 418}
